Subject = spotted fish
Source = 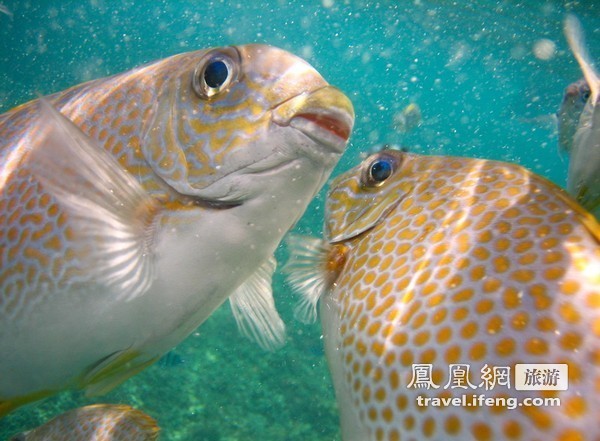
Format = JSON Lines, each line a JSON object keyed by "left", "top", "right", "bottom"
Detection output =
{"left": 9, "top": 404, "right": 159, "bottom": 441}
{"left": 286, "top": 149, "right": 600, "bottom": 441}
{"left": 0, "top": 44, "right": 354, "bottom": 416}
{"left": 563, "top": 15, "right": 600, "bottom": 218}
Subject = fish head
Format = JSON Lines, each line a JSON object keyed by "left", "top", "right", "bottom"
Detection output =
{"left": 557, "top": 78, "right": 590, "bottom": 153}
{"left": 565, "top": 78, "right": 591, "bottom": 104}
{"left": 142, "top": 44, "right": 354, "bottom": 203}
{"left": 326, "top": 149, "right": 423, "bottom": 242}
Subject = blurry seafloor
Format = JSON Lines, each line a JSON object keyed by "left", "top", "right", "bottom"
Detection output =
{"left": 0, "top": 0, "right": 599, "bottom": 440}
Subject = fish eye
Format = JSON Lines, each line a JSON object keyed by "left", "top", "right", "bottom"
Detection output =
{"left": 204, "top": 60, "right": 229, "bottom": 89}
{"left": 362, "top": 154, "right": 396, "bottom": 187}
{"left": 581, "top": 89, "right": 591, "bottom": 102}
{"left": 192, "top": 48, "right": 240, "bottom": 99}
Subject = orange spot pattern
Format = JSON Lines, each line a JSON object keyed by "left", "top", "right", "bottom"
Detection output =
{"left": 325, "top": 152, "right": 600, "bottom": 440}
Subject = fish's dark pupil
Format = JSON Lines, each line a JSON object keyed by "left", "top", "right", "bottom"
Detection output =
{"left": 581, "top": 90, "right": 591, "bottom": 102}
{"left": 204, "top": 60, "right": 229, "bottom": 89}
{"left": 370, "top": 159, "right": 393, "bottom": 182}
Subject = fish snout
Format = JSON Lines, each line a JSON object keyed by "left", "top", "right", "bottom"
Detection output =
{"left": 272, "top": 85, "right": 354, "bottom": 153}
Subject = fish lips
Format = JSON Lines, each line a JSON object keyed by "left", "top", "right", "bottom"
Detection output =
{"left": 272, "top": 85, "right": 354, "bottom": 154}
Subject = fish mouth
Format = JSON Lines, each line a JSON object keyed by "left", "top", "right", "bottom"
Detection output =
{"left": 273, "top": 85, "right": 354, "bottom": 153}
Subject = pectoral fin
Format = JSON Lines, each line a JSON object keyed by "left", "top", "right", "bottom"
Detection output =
{"left": 27, "top": 99, "right": 160, "bottom": 301}
{"left": 229, "top": 256, "right": 286, "bottom": 351}
{"left": 283, "top": 234, "right": 348, "bottom": 324}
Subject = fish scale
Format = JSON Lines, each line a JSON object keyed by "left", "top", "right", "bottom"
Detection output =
{"left": 286, "top": 150, "right": 600, "bottom": 441}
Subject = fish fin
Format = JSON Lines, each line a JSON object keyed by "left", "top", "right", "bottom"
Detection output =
{"left": 118, "top": 407, "right": 160, "bottom": 440}
{"left": 0, "top": 389, "right": 57, "bottom": 418}
{"left": 283, "top": 235, "right": 332, "bottom": 324}
{"left": 229, "top": 256, "right": 286, "bottom": 351}
{"left": 283, "top": 234, "right": 348, "bottom": 324}
{"left": 80, "top": 348, "right": 160, "bottom": 397}
{"left": 564, "top": 15, "right": 599, "bottom": 105}
{"left": 27, "top": 98, "right": 160, "bottom": 302}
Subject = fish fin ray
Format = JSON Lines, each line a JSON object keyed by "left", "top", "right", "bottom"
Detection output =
{"left": 229, "top": 256, "right": 286, "bottom": 351}
{"left": 80, "top": 348, "right": 159, "bottom": 397}
{"left": 564, "top": 15, "right": 600, "bottom": 105}
{"left": 283, "top": 234, "right": 334, "bottom": 324}
{"left": 27, "top": 98, "right": 159, "bottom": 302}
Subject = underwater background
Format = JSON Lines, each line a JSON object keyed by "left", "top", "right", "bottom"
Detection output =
{"left": 0, "top": 0, "right": 599, "bottom": 439}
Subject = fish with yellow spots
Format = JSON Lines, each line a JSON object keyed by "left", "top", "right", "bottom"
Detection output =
{"left": 286, "top": 149, "right": 600, "bottom": 441}
{"left": 9, "top": 404, "right": 159, "bottom": 441}
{"left": 0, "top": 44, "right": 354, "bottom": 416}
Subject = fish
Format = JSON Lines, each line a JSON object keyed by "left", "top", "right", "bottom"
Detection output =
{"left": 392, "top": 103, "right": 421, "bottom": 134}
{"left": 563, "top": 15, "right": 600, "bottom": 219}
{"left": 286, "top": 149, "right": 600, "bottom": 441}
{"left": 557, "top": 78, "right": 590, "bottom": 154}
{"left": 9, "top": 404, "right": 159, "bottom": 441}
{"left": 0, "top": 44, "right": 354, "bottom": 416}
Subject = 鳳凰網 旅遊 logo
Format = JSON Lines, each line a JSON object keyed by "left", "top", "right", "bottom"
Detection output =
{"left": 408, "top": 363, "right": 567, "bottom": 410}
{"left": 407, "top": 363, "right": 568, "bottom": 391}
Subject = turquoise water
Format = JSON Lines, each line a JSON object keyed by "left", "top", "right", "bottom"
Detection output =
{"left": 0, "top": 0, "right": 599, "bottom": 439}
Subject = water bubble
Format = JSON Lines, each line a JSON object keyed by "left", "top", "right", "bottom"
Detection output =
{"left": 533, "top": 39, "right": 556, "bottom": 60}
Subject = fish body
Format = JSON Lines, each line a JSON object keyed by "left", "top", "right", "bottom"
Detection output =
{"left": 0, "top": 44, "right": 354, "bottom": 415}
{"left": 563, "top": 15, "right": 600, "bottom": 218}
{"left": 286, "top": 149, "right": 600, "bottom": 441}
{"left": 9, "top": 404, "right": 159, "bottom": 441}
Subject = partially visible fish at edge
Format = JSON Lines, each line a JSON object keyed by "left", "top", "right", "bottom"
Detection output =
{"left": 9, "top": 404, "right": 159, "bottom": 441}
{"left": 286, "top": 149, "right": 600, "bottom": 441}
{"left": 563, "top": 15, "right": 600, "bottom": 219}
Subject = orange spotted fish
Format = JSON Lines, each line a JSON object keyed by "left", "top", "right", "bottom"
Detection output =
{"left": 9, "top": 404, "right": 159, "bottom": 441}
{"left": 0, "top": 44, "right": 354, "bottom": 416}
{"left": 286, "top": 149, "right": 600, "bottom": 441}
{"left": 562, "top": 15, "right": 600, "bottom": 218}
